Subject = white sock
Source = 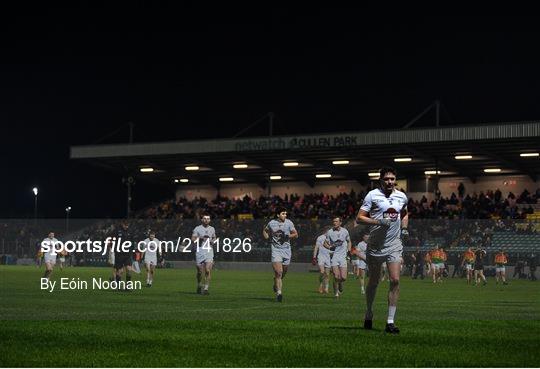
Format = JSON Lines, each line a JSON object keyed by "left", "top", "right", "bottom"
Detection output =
{"left": 387, "top": 305, "right": 397, "bottom": 324}
{"left": 204, "top": 284, "right": 209, "bottom": 290}
{"left": 277, "top": 289, "right": 282, "bottom": 295}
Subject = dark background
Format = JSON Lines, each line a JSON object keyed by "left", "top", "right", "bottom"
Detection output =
{"left": 2, "top": 8, "right": 539, "bottom": 218}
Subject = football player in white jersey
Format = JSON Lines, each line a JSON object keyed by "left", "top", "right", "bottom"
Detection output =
{"left": 354, "top": 233, "right": 369, "bottom": 294}
{"left": 312, "top": 227, "right": 331, "bottom": 294}
{"left": 41, "top": 231, "right": 59, "bottom": 281}
{"left": 140, "top": 231, "right": 160, "bottom": 287}
{"left": 263, "top": 207, "right": 298, "bottom": 302}
{"left": 323, "top": 217, "right": 352, "bottom": 298}
{"left": 192, "top": 214, "right": 216, "bottom": 295}
{"left": 356, "top": 167, "right": 409, "bottom": 334}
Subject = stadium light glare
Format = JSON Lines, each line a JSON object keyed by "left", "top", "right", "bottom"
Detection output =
{"left": 180, "top": 179, "right": 189, "bottom": 183}
{"left": 219, "top": 177, "right": 234, "bottom": 182}
{"left": 332, "top": 160, "right": 349, "bottom": 165}
{"left": 233, "top": 164, "right": 248, "bottom": 169}
{"left": 270, "top": 175, "right": 282, "bottom": 180}
{"left": 32, "top": 187, "right": 38, "bottom": 196}
{"left": 368, "top": 172, "right": 380, "bottom": 177}
{"left": 455, "top": 155, "right": 473, "bottom": 160}
{"left": 283, "top": 162, "right": 299, "bottom": 167}
{"left": 484, "top": 168, "right": 501, "bottom": 173}
{"left": 174, "top": 179, "right": 179, "bottom": 183}
{"left": 140, "top": 167, "right": 154, "bottom": 173}
{"left": 424, "top": 170, "right": 441, "bottom": 175}
{"left": 315, "top": 174, "right": 332, "bottom": 178}
{"left": 394, "top": 157, "right": 412, "bottom": 162}
{"left": 520, "top": 152, "right": 539, "bottom": 157}
{"left": 65, "top": 206, "right": 71, "bottom": 212}
{"left": 185, "top": 166, "right": 199, "bottom": 171}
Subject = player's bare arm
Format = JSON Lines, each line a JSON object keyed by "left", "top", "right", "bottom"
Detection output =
{"left": 289, "top": 229, "right": 298, "bottom": 240}
{"left": 356, "top": 209, "right": 379, "bottom": 226}
{"left": 400, "top": 208, "right": 409, "bottom": 228}
{"left": 323, "top": 239, "right": 332, "bottom": 249}
{"left": 312, "top": 243, "right": 319, "bottom": 259}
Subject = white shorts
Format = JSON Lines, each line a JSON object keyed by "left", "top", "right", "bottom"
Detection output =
{"left": 196, "top": 252, "right": 214, "bottom": 265}
{"left": 317, "top": 255, "right": 331, "bottom": 269}
{"left": 108, "top": 252, "right": 115, "bottom": 266}
{"left": 496, "top": 266, "right": 506, "bottom": 273}
{"left": 59, "top": 257, "right": 65, "bottom": 262}
{"left": 44, "top": 255, "right": 56, "bottom": 265}
{"left": 331, "top": 255, "right": 347, "bottom": 268}
{"left": 271, "top": 247, "right": 291, "bottom": 266}
{"left": 367, "top": 249, "right": 402, "bottom": 266}
{"left": 358, "top": 260, "right": 367, "bottom": 270}
{"left": 465, "top": 263, "right": 473, "bottom": 271}
{"left": 433, "top": 263, "right": 444, "bottom": 270}
{"left": 145, "top": 257, "right": 157, "bottom": 267}
{"left": 352, "top": 259, "right": 367, "bottom": 269}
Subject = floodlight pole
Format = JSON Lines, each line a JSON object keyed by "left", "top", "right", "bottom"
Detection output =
{"left": 65, "top": 207, "right": 71, "bottom": 233}
{"left": 32, "top": 187, "right": 39, "bottom": 226}
{"left": 267, "top": 112, "right": 274, "bottom": 197}
{"left": 125, "top": 123, "right": 134, "bottom": 219}
{"left": 34, "top": 194, "right": 38, "bottom": 225}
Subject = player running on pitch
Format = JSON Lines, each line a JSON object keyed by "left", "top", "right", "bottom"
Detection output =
{"left": 41, "top": 231, "right": 59, "bottom": 281}
{"left": 140, "top": 231, "right": 161, "bottom": 287}
{"left": 353, "top": 233, "right": 369, "bottom": 294}
{"left": 113, "top": 221, "right": 134, "bottom": 289}
{"left": 355, "top": 166, "right": 408, "bottom": 334}
{"left": 494, "top": 249, "right": 509, "bottom": 285}
{"left": 312, "top": 228, "right": 331, "bottom": 294}
{"left": 192, "top": 214, "right": 216, "bottom": 295}
{"left": 323, "top": 216, "right": 352, "bottom": 298}
{"left": 430, "top": 245, "right": 444, "bottom": 283}
{"left": 263, "top": 207, "right": 298, "bottom": 302}
{"left": 461, "top": 247, "right": 476, "bottom": 284}
{"left": 474, "top": 247, "right": 488, "bottom": 286}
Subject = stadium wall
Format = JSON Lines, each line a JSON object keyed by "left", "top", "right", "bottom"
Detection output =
{"left": 176, "top": 181, "right": 369, "bottom": 201}
{"left": 175, "top": 176, "right": 538, "bottom": 202}
{"left": 437, "top": 175, "right": 539, "bottom": 199}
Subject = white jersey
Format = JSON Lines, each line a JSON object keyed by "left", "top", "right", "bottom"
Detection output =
{"left": 141, "top": 238, "right": 160, "bottom": 260}
{"left": 355, "top": 241, "right": 367, "bottom": 260}
{"left": 325, "top": 227, "right": 350, "bottom": 259}
{"left": 316, "top": 234, "right": 331, "bottom": 257}
{"left": 266, "top": 219, "right": 296, "bottom": 250}
{"left": 360, "top": 188, "right": 408, "bottom": 249}
{"left": 192, "top": 225, "right": 216, "bottom": 255}
{"left": 42, "top": 237, "right": 59, "bottom": 260}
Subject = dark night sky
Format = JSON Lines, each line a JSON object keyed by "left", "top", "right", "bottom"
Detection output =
{"left": 2, "top": 9, "right": 540, "bottom": 218}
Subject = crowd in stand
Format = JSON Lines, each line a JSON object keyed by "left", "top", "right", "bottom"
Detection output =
{"left": 139, "top": 186, "right": 540, "bottom": 221}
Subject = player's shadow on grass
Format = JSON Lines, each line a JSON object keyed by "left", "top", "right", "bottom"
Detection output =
{"left": 246, "top": 297, "right": 277, "bottom": 302}
{"left": 329, "top": 326, "right": 381, "bottom": 332}
{"left": 177, "top": 291, "right": 203, "bottom": 295}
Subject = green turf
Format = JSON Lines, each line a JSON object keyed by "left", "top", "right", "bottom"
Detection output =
{"left": 1, "top": 265, "right": 539, "bottom": 367}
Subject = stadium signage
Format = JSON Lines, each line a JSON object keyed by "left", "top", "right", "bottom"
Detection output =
{"left": 234, "top": 135, "right": 358, "bottom": 151}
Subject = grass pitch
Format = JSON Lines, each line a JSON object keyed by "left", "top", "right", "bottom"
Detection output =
{"left": 1, "top": 265, "right": 539, "bottom": 367}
